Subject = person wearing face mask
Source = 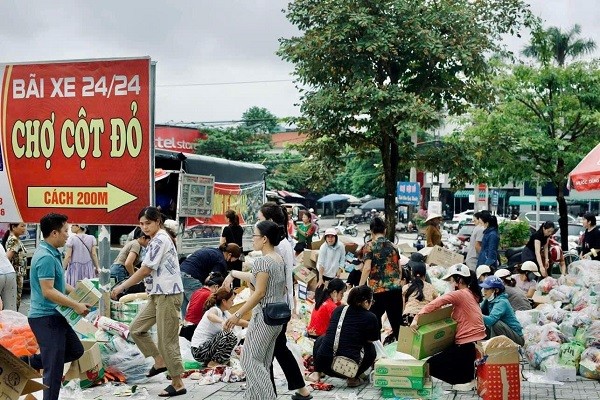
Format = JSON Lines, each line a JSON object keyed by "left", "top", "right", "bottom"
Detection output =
{"left": 410, "top": 264, "right": 485, "bottom": 391}
{"left": 479, "top": 276, "right": 524, "bottom": 345}
{"left": 493, "top": 269, "right": 532, "bottom": 311}
{"left": 476, "top": 264, "right": 493, "bottom": 283}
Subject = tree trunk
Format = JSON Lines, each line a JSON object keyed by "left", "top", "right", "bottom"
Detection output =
{"left": 380, "top": 130, "right": 399, "bottom": 241}
{"left": 556, "top": 180, "right": 568, "bottom": 251}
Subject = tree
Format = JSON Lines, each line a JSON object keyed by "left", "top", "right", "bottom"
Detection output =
{"left": 278, "top": 0, "right": 531, "bottom": 238}
{"left": 439, "top": 61, "right": 600, "bottom": 250}
{"left": 522, "top": 24, "right": 596, "bottom": 67}
{"left": 241, "top": 106, "right": 280, "bottom": 133}
{"left": 195, "top": 126, "right": 272, "bottom": 162}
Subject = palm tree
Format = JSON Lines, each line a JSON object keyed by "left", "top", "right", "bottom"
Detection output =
{"left": 522, "top": 24, "right": 596, "bottom": 67}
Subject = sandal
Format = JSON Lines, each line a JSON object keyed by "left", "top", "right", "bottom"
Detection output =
{"left": 158, "top": 384, "right": 187, "bottom": 397}
{"left": 347, "top": 377, "right": 366, "bottom": 388}
{"left": 291, "top": 393, "right": 313, "bottom": 400}
{"left": 146, "top": 365, "right": 167, "bottom": 378}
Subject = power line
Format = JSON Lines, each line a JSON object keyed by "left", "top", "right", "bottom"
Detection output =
{"left": 157, "top": 79, "right": 293, "bottom": 88}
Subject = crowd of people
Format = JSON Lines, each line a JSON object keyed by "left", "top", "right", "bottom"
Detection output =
{"left": 2, "top": 205, "right": 597, "bottom": 400}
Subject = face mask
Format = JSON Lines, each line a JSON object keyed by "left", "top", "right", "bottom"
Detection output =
{"left": 487, "top": 293, "right": 495, "bottom": 301}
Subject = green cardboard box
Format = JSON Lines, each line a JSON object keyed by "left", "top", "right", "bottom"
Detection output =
{"left": 373, "top": 374, "right": 426, "bottom": 389}
{"left": 56, "top": 279, "right": 102, "bottom": 325}
{"left": 374, "top": 359, "right": 428, "bottom": 377}
{"left": 397, "top": 306, "right": 456, "bottom": 360}
{"left": 381, "top": 380, "right": 433, "bottom": 399}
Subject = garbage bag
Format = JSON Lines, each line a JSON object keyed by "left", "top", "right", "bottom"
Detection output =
{"left": 100, "top": 335, "right": 153, "bottom": 383}
{"left": 537, "top": 277, "right": 558, "bottom": 294}
{"left": 579, "top": 347, "right": 600, "bottom": 380}
{"left": 559, "top": 341, "right": 586, "bottom": 369}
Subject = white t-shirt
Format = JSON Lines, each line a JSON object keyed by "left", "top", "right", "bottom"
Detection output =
{"left": 276, "top": 239, "right": 295, "bottom": 308}
{"left": 0, "top": 245, "right": 14, "bottom": 274}
{"left": 191, "top": 306, "right": 230, "bottom": 348}
{"left": 143, "top": 230, "right": 183, "bottom": 295}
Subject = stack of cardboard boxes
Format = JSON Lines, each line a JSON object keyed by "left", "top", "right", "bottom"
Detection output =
{"left": 373, "top": 358, "right": 433, "bottom": 399}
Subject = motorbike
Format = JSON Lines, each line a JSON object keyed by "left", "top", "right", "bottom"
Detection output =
{"left": 504, "top": 246, "right": 524, "bottom": 271}
{"left": 334, "top": 219, "right": 358, "bottom": 237}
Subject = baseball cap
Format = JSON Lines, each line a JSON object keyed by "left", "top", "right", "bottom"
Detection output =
{"left": 476, "top": 265, "right": 492, "bottom": 279}
{"left": 407, "top": 253, "right": 426, "bottom": 271}
{"left": 520, "top": 261, "right": 541, "bottom": 277}
{"left": 480, "top": 275, "right": 505, "bottom": 290}
{"left": 324, "top": 228, "right": 338, "bottom": 237}
{"left": 494, "top": 268, "right": 512, "bottom": 279}
{"left": 441, "top": 263, "right": 471, "bottom": 280}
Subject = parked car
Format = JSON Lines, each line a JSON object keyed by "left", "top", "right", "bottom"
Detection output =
{"left": 447, "top": 210, "right": 474, "bottom": 233}
{"left": 553, "top": 223, "right": 585, "bottom": 251}
{"left": 518, "top": 211, "right": 577, "bottom": 228}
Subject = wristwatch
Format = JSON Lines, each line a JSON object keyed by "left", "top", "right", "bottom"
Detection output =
{"left": 234, "top": 312, "right": 241, "bottom": 319}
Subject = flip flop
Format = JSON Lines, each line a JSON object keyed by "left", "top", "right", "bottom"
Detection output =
{"left": 347, "top": 377, "right": 366, "bottom": 388}
{"left": 146, "top": 366, "right": 168, "bottom": 378}
{"left": 158, "top": 384, "right": 187, "bottom": 397}
{"left": 291, "top": 393, "right": 313, "bottom": 400}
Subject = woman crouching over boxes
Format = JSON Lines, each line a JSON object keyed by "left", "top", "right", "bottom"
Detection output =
{"left": 410, "top": 263, "right": 485, "bottom": 391}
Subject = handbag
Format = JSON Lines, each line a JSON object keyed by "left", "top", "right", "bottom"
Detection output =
{"left": 262, "top": 253, "right": 291, "bottom": 326}
{"left": 331, "top": 306, "right": 361, "bottom": 378}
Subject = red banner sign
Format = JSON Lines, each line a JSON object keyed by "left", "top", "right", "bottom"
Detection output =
{"left": 0, "top": 58, "right": 152, "bottom": 224}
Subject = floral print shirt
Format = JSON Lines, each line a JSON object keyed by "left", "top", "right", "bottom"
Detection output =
{"left": 364, "top": 237, "right": 402, "bottom": 293}
{"left": 5, "top": 235, "right": 27, "bottom": 276}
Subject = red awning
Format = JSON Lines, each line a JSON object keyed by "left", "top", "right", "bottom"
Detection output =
{"left": 569, "top": 143, "right": 600, "bottom": 192}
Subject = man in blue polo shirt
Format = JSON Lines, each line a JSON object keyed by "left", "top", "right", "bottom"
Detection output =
{"left": 24, "top": 213, "right": 91, "bottom": 400}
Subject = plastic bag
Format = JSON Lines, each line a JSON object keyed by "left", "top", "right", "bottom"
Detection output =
{"left": 537, "top": 277, "right": 558, "bottom": 294}
{"left": 179, "top": 336, "right": 194, "bottom": 362}
{"left": 100, "top": 336, "right": 153, "bottom": 383}
{"left": 515, "top": 309, "right": 541, "bottom": 328}
{"left": 539, "top": 322, "right": 566, "bottom": 344}
{"left": 0, "top": 310, "right": 39, "bottom": 356}
{"left": 548, "top": 285, "right": 576, "bottom": 303}
{"left": 526, "top": 341, "right": 560, "bottom": 369}
{"left": 558, "top": 313, "right": 578, "bottom": 341}
{"left": 579, "top": 347, "right": 600, "bottom": 380}
{"left": 569, "top": 260, "right": 600, "bottom": 288}
{"left": 574, "top": 320, "right": 600, "bottom": 348}
{"left": 559, "top": 341, "right": 586, "bottom": 368}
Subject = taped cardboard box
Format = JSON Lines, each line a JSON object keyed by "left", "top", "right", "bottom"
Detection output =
{"left": 380, "top": 379, "right": 433, "bottom": 399}
{"left": 56, "top": 279, "right": 102, "bottom": 325}
{"left": 294, "top": 265, "right": 317, "bottom": 284}
{"left": 374, "top": 358, "right": 428, "bottom": 377}
{"left": 397, "top": 306, "right": 456, "bottom": 359}
{"left": 0, "top": 345, "right": 47, "bottom": 400}
{"left": 303, "top": 249, "right": 319, "bottom": 269}
{"left": 373, "top": 374, "right": 426, "bottom": 389}
{"left": 64, "top": 339, "right": 104, "bottom": 389}
{"left": 476, "top": 335, "right": 521, "bottom": 400}
{"left": 423, "top": 245, "right": 464, "bottom": 267}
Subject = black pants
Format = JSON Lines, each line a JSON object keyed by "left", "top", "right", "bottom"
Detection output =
{"left": 313, "top": 336, "right": 376, "bottom": 379}
{"left": 370, "top": 289, "right": 403, "bottom": 340}
{"left": 179, "top": 324, "right": 198, "bottom": 342}
{"left": 428, "top": 342, "right": 477, "bottom": 385}
{"left": 28, "top": 315, "right": 84, "bottom": 400}
{"left": 270, "top": 321, "right": 305, "bottom": 393}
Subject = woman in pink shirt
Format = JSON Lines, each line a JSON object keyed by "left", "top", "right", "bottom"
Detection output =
{"left": 411, "top": 263, "right": 485, "bottom": 390}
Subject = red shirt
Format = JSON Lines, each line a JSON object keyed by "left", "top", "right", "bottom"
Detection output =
{"left": 185, "top": 287, "right": 212, "bottom": 324}
{"left": 307, "top": 298, "right": 339, "bottom": 337}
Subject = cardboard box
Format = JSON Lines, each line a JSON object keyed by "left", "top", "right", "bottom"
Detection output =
{"left": 64, "top": 339, "right": 105, "bottom": 389}
{"left": 476, "top": 336, "right": 521, "bottom": 400}
{"left": 397, "top": 242, "right": 417, "bottom": 255}
{"left": 373, "top": 374, "right": 426, "bottom": 389}
{"left": 544, "top": 364, "right": 577, "bottom": 382}
{"left": 380, "top": 380, "right": 433, "bottom": 399}
{"left": 56, "top": 279, "right": 102, "bottom": 325}
{"left": 0, "top": 345, "right": 47, "bottom": 400}
{"left": 397, "top": 306, "right": 456, "bottom": 359}
{"left": 303, "top": 249, "right": 319, "bottom": 269}
{"left": 294, "top": 265, "right": 317, "bottom": 284}
{"left": 424, "top": 245, "right": 464, "bottom": 267}
{"left": 374, "top": 359, "right": 428, "bottom": 377}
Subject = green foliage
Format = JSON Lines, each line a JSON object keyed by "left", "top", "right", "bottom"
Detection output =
{"left": 278, "top": 0, "right": 531, "bottom": 237}
{"left": 522, "top": 24, "right": 597, "bottom": 67}
{"left": 241, "top": 106, "right": 280, "bottom": 133}
{"left": 195, "top": 126, "right": 272, "bottom": 163}
{"left": 498, "top": 220, "right": 530, "bottom": 249}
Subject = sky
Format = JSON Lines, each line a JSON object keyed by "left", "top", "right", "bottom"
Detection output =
{"left": 0, "top": 0, "right": 598, "bottom": 125}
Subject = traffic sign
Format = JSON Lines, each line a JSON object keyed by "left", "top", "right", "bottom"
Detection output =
{"left": 0, "top": 58, "right": 152, "bottom": 224}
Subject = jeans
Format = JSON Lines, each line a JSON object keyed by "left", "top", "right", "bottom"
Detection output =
{"left": 110, "top": 263, "right": 128, "bottom": 283}
{"left": 28, "top": 315, "right": 84, "bottom": 400}
{"left": 181, "top": 272, "right": 202, "bottom": 317}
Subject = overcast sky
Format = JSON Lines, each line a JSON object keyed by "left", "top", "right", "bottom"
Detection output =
{"left": 1, "top": 1, "right": 598, "bottom": 125}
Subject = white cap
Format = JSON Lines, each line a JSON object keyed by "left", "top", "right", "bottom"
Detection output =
{"left": 441, "top": 263, "right": 471, "bottom": 280}
{"left": 494, "top": 268, "right": 512, "bottom": 279}
{"left": 163, "top": 219, "right": 178, "bottom": 233}
{"left": 476, "top": 265, "right": 492, "bottom": 279}
{"left": 324, "top": 228, "right": 338, "bottom": 237}
{"left": 520, "top": 261, "right": 541, "bottom": 277}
